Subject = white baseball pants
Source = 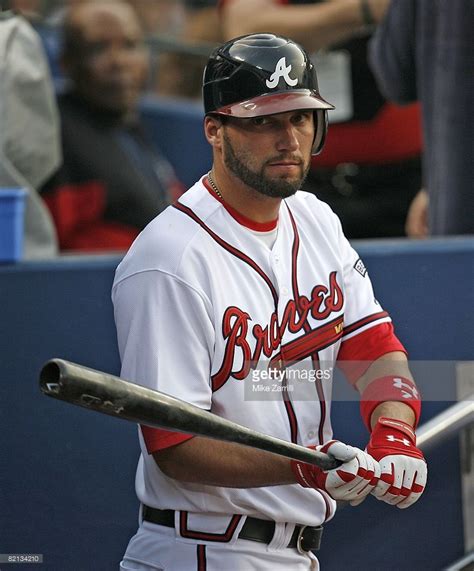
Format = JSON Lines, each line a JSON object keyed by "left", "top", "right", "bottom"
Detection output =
{"left": 119, "top": 520, "right": 319, "bottom": 571}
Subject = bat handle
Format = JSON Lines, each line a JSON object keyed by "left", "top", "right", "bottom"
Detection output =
{"left": 297, "top": 445, "right": 345, "bottom": 471}
{"left": 314, "top": 454, "right": 343, "bottom": 471}
{"left": 327, "top": 457, "right": 344, "bottom": 470}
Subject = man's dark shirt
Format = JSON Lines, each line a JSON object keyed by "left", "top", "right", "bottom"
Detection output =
{"left": 41, "top": 92, "right": 182, "bottom": 251}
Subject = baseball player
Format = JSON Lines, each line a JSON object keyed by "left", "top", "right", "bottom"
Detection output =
{"left": 112, "top": 34, "right": 427, "bottom": 571}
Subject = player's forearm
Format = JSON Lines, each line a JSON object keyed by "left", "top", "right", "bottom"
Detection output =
{"left": 153, "top": 436, "right": 295, "bottom": 487}
{"left": 222, "top": 0, "right": 371, "bottom": 52}
{"left": 370, "top": 401, "right": 415, "bottom": 429}
{"left": 355, "top": 351, "right": 419, "bottom": 428}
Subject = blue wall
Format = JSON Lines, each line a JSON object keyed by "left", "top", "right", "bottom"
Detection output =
{"left": 139, "top": 96, "right": 212, "bottom": 189}
{"left": 320, "top": 238, "right": 474, "bottom": 571}
{"left": 1, "top": 238, "right": 473, "bottom": 570}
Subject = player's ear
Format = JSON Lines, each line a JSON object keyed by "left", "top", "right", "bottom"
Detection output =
{"left": 204, "top": 115, "right": 225, "bottom": 150}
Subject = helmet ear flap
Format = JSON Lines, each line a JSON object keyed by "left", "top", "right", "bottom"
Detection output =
{"left": 312, "top": 110, "right": 328, "bottom": 155}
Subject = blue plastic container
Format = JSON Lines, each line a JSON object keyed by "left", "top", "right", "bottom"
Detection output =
{"left": 0, "top": 188, "right": 26, "bottom": 263}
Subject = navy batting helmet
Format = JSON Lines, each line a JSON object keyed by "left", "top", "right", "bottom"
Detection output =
{"left": 203, "top": 33, "right": 335, "bottom": 154}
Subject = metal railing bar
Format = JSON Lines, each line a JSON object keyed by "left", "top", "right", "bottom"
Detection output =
{"left": 443, "top": 549, "right": 474, "bottom": 571}
{"left": 417, "top": 396, "right": 474, "bottom": 451}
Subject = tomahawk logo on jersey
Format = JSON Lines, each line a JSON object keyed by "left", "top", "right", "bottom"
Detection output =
{"left": 112, "top": 176, "right": 405, "bottom": 528}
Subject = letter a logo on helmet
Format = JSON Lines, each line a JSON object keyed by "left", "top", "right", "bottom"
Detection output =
{"left": 265, "top": 57, "right": 298, "bottom": 89}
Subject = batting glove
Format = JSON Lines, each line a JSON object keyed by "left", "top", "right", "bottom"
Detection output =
{"left": 291, "top": 440, "right": 381, "bottom": 505}
{"left": 367, "top": 417, "right": 427, "bottom": 509}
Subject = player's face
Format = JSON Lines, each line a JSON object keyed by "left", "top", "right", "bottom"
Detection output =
{"left": 65, "top": 2, "right": 148, "bottom": 114}
{"left": 222, "top": 110, "right": 314, "bottom": 198}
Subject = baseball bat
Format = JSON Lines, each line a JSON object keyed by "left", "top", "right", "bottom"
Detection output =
{"left": 39, "top": 358, "right": 340, "bottom": 470}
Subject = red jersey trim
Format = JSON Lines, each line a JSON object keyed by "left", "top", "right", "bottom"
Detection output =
{"left": 287, "top": 206, "right": 328, "bottom": 446}
{"left": 337, "top": 322, "right": 407, "bottom": 385}
{"left": 342, "top": 311, "right": 389, "bottom": 337}
{"left": 270, "top": 315, "right": 344, "bottom": 368}
{"left": 197, "top": 545, "right": 207, "bottom": 571}
{"left": 286, "top": 205, "right": 336, "bottom": 524}
{"left": 203, "top": 177, "right": 278, "bottom": 232}
{"left": 140, "top": 425, "right": 194, "bottom": 453}
{"left": 173, "top": 202, "right": 279, "bottom": 305}
{"left": 180, "top": 512, "right": 242, "bottom": 542}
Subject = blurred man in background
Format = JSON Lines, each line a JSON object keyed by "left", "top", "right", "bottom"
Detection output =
{"left": 40, "top": 0, "right": 183, "bottom": 252}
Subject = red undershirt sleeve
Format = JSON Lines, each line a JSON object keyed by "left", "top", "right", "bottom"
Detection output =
{"left": 141, "top": 426, "right": 195, "bottom": 454}
{"left": 337, "top": 322, "right": 407, "bottom": 385}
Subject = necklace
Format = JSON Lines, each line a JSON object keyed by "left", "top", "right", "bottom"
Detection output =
{"left": 207, "top": 171, "right": 224, "bottom": 200}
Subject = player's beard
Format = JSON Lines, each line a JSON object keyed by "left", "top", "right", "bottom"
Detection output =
{"left": 223, "top": 132, "right": 310, "bottom": 199}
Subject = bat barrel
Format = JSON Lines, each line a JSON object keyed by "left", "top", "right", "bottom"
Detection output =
{"left": 40, "top": 358, "right": 340, "bottom": 471}
{"left": 40, "top": 358, "right": 143, "bottom": 414}
{"left": 40, "top": 358, "right": 212, "bottom": 433}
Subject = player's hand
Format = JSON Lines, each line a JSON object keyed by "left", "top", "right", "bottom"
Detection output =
{"left": 367, "top": 417, "right": 427, "bottom": 509}
{"left": 291, "top": 440, "right": 380, "bottom": 505}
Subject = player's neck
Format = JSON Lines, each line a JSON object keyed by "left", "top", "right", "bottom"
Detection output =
{"left": 209, "top": 167, "right": 282, "bottom": 225}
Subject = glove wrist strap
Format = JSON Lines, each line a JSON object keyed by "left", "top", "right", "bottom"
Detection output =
{"left": 291, "top": 460, "right": 314, "bottom": 488}
{"left": 376, "top": 417, "right": 416, "bottom": 443}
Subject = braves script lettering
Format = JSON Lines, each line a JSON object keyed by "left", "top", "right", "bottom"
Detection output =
{"left": 212, "top": 272, "right": 343, "bottom": 390}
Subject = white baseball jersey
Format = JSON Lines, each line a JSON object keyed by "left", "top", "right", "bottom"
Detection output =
{"left": 112, "top": 175, "right": 402, "bottom": 534}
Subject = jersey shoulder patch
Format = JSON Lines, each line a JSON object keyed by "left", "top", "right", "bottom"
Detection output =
{"left": 353, "top": 258, "right": 368, "bottom": 277}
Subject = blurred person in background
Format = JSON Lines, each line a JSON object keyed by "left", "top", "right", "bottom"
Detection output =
{"left": 40, "top": 0, "right": 183, "bottom": 252}
{"left": 130, "top": 0, "right": 186, "bottom": 37}
{"left": 151, "top": 0, "right": 222, "bottom": 99}
{"left": 0, "top": 7, "right": 60, "bottom": 258}
{"left": 127, "top": 0, "right": 188, "bottom": 96}
{"left": 43, "top": 0, "right": 89, "bottom": 25}
{"left": 2, "top": 0, "right": 43, "bottom": 22}
{"left": 369, "top": 0, "right": 473, "bottom": 237}
{"left": 220, "top": 0, "right": 423, "bottom": 239}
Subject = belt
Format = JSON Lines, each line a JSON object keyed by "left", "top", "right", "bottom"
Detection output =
{"left": 142, "top": 506, "right": 323, "bottom": 552}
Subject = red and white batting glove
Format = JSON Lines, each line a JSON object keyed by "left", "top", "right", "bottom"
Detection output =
{"left": 367, "top": 417, "right": 427, "bottom": 509}
{"left": 291, "top": 440, "right": 381, "bottom": 505}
